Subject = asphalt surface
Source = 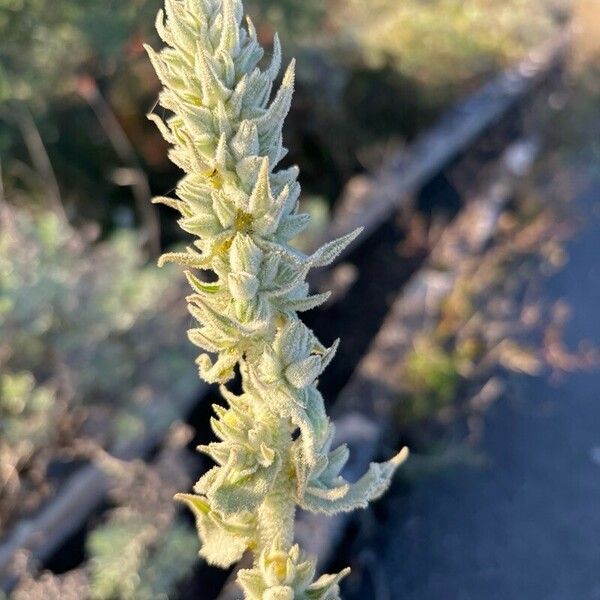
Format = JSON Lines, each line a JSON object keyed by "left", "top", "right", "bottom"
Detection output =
{"left": 343, "top": 175, "right": 600, "bottom": 600}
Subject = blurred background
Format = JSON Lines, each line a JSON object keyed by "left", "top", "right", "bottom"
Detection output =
{"left": 0, "top": 0, "right": 599, "bottom": 598}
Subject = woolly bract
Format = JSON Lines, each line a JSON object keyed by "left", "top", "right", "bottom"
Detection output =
{"left": 146, "top": 1, "right": 407, "bottom": 597}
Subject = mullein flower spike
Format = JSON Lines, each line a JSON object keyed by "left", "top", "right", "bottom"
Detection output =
{"left": 146, "top": 1, "right": 408, "bottom": 596}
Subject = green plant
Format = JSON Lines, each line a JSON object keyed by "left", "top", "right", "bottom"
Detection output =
{"left": 0, "top": 371, "right": 55, "bottom": 451}
{"left": 0, "top": 207, "right": 194, "bottom": 413}
{"left": 333, "top": 0, "right": 570, "bottom": 87}
{"left": 0, "top": 370, "right": 58, "bottom": 523}
{"left": 0, "top": 205, "right": 196, "bottom": 532}
{"left": 402, "top": 338, "right": 461, "bottom": 423}
{"left": 145, "top": 0, "right": 407, "bottom": 596}
{"left": 8, "top": 428, "right": 197, "bottom": 600}
{"left": 87, "top": 438, "right": 198, "bottom": 600}
{"left": 0, "top": 0, "right": 160, "bottom": 105}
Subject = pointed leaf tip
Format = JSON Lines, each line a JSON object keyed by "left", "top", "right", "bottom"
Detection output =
{"left": 391, "top": 446, "right": 410, "bottom": 466}
{"left": 310, "top": 227, "right": 363, "bottom": 267}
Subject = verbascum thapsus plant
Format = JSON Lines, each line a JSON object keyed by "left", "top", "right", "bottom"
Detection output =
{"left": 145, "top": 1, "right": 408, "bottom": 597}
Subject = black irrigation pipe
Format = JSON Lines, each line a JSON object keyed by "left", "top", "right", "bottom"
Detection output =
{"left": 0, "top": 30, "right": 568, "bottom": 594}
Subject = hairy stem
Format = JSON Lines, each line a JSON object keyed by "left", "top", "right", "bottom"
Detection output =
{"left": 256, "top": 467, "right": 296, "bottom": 556}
